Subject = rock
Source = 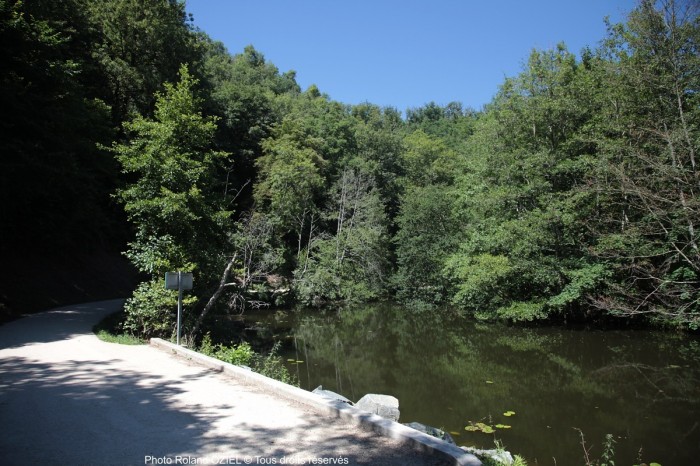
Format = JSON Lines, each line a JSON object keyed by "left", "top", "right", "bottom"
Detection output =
{"left": 312, "top": 385, "right": 353, "bottom": 405}
{"left": 355, "top": 394, "right": 400, "bottom": 422}
{"left": 461, "top": 446, "right": 514, "bottom": 465}
{"left": 403, "top": 422, "right": 456, "bottom": 445}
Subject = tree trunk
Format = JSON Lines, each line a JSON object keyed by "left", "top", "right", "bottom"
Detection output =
{"left": 191, "top": 253, "right": 237, "bottom": 339}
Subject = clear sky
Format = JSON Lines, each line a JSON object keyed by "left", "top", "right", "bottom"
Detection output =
{"left": 185, "top": 0, "right": 638, "bottom": 112}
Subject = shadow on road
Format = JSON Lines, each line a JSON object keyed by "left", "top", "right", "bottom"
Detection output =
{"left": 0, "top": 354, "right": 447, "bottom": 465}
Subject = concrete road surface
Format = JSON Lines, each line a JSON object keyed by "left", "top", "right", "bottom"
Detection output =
{"left": 0, "top": 300, "right": 451, "bottom": 466}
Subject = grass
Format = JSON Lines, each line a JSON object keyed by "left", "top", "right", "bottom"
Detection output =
{"left": 93, "top": 310, "right": 145, "bottom": 345}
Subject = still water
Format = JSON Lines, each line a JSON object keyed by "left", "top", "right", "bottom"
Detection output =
{"left": 239, "top": 304, "right": 700, "bottom": 465}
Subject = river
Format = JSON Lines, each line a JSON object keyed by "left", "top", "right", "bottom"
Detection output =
{"left": 236, "top": 304, "right": 700, "bottom": 465}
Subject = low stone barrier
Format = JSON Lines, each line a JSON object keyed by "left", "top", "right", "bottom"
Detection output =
{"left": 149, "top": 338, "right": 482, "bottom": 466}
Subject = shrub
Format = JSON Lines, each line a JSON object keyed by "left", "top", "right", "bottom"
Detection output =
{"left": 198, "top": 336, "right": 297, "bottom": 386}
{"left": 122, "top": 279, "right": 197, "bottom": 339}
{"left": 199, "top": 334, "right": 255, "bottom": 366}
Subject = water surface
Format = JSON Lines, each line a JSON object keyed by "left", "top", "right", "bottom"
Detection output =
{"left": 241, "top": 304, "right": 700, "bottom": 465}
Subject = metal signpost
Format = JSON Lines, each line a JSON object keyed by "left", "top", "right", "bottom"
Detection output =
{"left": 165, "top": 271, "right": 193, "bottom": 345}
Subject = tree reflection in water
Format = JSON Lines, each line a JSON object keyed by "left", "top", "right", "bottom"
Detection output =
{"left": 243, "top": 304, "right": 700, "bottom": 465}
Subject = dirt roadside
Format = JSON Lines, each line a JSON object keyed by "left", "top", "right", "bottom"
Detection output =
{"left": 0, "top": 300, "right": 454, "bottom": 466}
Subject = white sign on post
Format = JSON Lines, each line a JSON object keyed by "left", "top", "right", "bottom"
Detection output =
{"left": 165, "top": 271, "right": 193, "bottom": 346}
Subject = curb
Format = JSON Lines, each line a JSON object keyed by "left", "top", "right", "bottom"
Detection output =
{"left": 150, "top": 338, "right": 482, "bottom": 466}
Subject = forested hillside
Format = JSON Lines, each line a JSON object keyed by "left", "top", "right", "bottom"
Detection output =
{"left": 1, "top": 0, "right": 698, "bottom": 334}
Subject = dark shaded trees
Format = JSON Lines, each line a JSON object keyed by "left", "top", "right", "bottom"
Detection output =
{"left": 87, "top": 0, "right": 201, "bottom": 123}
{"left": 0, "top": 0, "right": 204, "bottom": 254}
{"left": 0, "top": 0, "right": 116, "bottom": 251}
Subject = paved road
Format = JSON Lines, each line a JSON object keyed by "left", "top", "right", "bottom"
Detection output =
{"left": 0, "top": 300, "right": 451, "bottom": 466}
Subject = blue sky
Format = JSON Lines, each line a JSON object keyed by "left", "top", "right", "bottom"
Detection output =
{"left": 186, "top": 0, "right": 638, "bottom": 112}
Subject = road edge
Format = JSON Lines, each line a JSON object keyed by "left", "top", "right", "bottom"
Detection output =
{"left": 150, "top": 338, "right": 481, "bottom": 466}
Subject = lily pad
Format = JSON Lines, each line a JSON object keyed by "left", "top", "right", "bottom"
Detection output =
{"left": 503, "top": 410, "right": 516, "bottom": 417}
{"left": 465, "top": 422, "right": 495, "bottom": 434}
{"left": 495, "top": 424, "right": 512, "bottom": 429}
{"left": 485, "top": 380, "right": 494, "bottom": 384}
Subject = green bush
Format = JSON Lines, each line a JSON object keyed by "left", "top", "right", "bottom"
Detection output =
{"left": 199, "top": 334, "right": 255, "bottom": 366}
{"left": 122, "top": 279, "right": 197, "bottom": 339}
{"left": 198, "top": 336, "right": 297, "bottom": 386}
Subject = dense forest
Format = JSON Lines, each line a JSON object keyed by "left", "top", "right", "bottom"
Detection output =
{"left": 1, "top": 0, "right": 698, "bottom": 336}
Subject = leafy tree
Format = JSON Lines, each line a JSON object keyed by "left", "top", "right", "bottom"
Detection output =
{"left": 350, "top": 103, "right": 406, "bottom": 225}
{"left": 444, "top": 45, "right": 605, "bottom": 321}
{"left": 295, "top": 168, "right": 389, "bottom": 304}
{"left": 585, "top": 0, "right": 700, "bottom": 328}
{"left": 254, "top": 88, "right": 357, "bottom": 265}
{"left": 9, "top": 0, "right": 700, "bottom": 332}
{"left": 401, "top": 129, "right": 461, "bottom": 186}
{"left": 191, "top": 211, "right": 283, "bottom": 338}
{"left": 254, "top": 116, "right": 326, "bottom": 263}
{"left": 202, "top": 43, "right": 300, "bottom": 199}
{"left": 113, "top": 65, "right": 229, "bottom": 337}
{"left": 406, "top": 101, "right": 476, "bottom": 149}
{"left": 439, "top": 1, "right": 699, "bottom": 328}
{"left": 394, "top": 184, "right": 460, "bottom": 307}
